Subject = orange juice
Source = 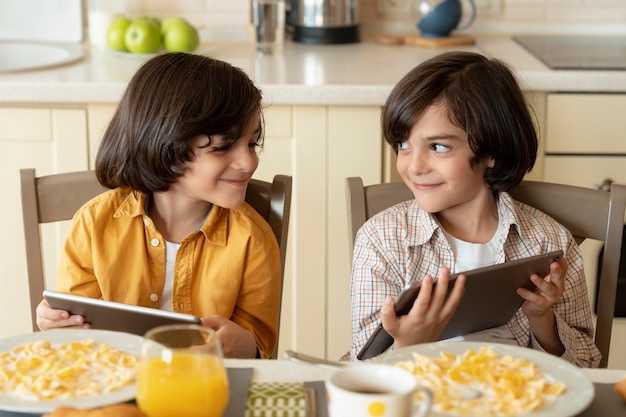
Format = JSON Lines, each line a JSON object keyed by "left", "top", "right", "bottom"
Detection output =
{"left": 137, "top": 352, "right": 229, "bottom": 417}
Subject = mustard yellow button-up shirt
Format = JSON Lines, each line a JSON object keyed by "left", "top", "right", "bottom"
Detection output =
{"left": 57, "top": 188, "right": 281, "bottom": 358}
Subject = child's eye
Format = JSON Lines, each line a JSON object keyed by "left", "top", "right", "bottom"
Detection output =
{"left": 431, "top": 143, "right": 450, "bottom": 153}
{"left": 210, "top": 143, "right": 231, "bottom": 152}
{"left": 397, "top": 141, "right": 410, "bottom": 151}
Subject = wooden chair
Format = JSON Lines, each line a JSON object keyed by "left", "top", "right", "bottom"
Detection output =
{"left": 346, "top": 176, "right": 626, "bottom": 368}
{"left": 20, "top": 168, "right": 292, "bottom": 358}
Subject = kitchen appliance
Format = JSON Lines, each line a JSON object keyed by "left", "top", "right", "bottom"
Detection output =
{"left": 514, "top": 35, "right": 626, "bottom": 70}
{"left": 414, "top": 0, "right": 476, "bottom": 38}
{"left": 289, "top": 0, "right": 359, "bottom": 44}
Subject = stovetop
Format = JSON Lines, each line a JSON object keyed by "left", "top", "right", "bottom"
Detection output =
{"left": 513, "top": 35, "right": 626, "bottom": 70}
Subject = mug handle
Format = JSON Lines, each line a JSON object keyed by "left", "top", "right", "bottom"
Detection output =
{"left": 456, "top": 0, "right": 476, "bottom": 31}
{"left": 412, "top": 386, "right": 433, "bottom": 417}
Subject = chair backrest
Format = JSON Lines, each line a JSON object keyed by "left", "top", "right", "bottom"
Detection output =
{"left": 245, "top": 175, "right": 293, "bottom": 358}
{"left": 20, "top": 168, "right": 292, "bottom": 359}
{"left": 20, "top": 168, "right": 108, "bottom": 332}
{"left": 345, "top": 176, "right": 626, "bottom": 368}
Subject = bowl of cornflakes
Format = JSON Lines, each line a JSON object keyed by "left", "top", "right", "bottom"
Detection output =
{"left": 373, "top": 341, "right": 594, "bottom": 417}
{"left": 0, "top": 329, "right": 142, "bottom": 413}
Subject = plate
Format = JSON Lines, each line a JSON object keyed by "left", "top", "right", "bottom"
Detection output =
{"left": 0, "top": 329, "right": 142, "bottom": 413}
{"left": 373, "top": 341, "right": 594, "bottom": 417}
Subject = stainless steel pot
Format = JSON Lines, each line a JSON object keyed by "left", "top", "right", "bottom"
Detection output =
{"left": 289, "top": 0, "right": 359, "bottom": 44}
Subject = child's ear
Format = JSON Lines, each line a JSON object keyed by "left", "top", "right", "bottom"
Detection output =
{"left": 487, "top": 157, "right": 495, "bottom": 168}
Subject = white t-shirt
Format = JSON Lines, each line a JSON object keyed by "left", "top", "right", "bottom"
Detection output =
{"left": 159, "top": 240, "right": 180, "bottom": 311}
{"left": 441, "top": 212, "right": 518, "bottom": 345}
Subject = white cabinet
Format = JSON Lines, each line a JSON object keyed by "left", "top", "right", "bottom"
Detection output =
{"left": 85, "top": 103, "right": 382, "bottom": 360}
{"left": 0, "top": 105, "right": 88, "bottom": 338}
{"left": 543, "top": 93, "right": 626, "bottom": 369}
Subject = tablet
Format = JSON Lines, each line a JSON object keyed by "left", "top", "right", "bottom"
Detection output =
{"left": 356, "top": 250, "right": 564, "bottom": 360}
{"left": 43, "top": 290, "right": 203, "bottom": 336}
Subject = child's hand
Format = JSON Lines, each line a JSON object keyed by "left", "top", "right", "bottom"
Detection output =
{"left": 516, "top": 256, "right": 567, "bottom": 356}
{"left": 517, "top": 256, "right": 566, "bottom": 319}
{"left": 381, "top": 267, "right": 466, "bottom": 349}
{"left": 36, "top": 298, "right": 89, "bottom": 330}
{"left": 201, "top": 315, "right": 257, "bottom": 358}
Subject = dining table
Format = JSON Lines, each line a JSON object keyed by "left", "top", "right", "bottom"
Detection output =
{"left": 222, "top": 358, "right": 625, "bottom": 417}
{"left": 0, "top": 358, "right": 624, "bottom": 417}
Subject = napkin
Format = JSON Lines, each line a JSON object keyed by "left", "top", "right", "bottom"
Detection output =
{"left": 245, "top": 382, "right": 306, "bottom": 417}
{"left": 243, "top": 381, "right": 328, "bottom": 417}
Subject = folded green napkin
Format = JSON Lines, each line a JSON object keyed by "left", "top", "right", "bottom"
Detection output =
{"left": 245, "top": 382, "right": 306, "bottom": 417}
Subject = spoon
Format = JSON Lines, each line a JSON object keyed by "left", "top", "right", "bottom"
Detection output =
{"left": 284, "top": 350, "right": 351, "bottom": 370}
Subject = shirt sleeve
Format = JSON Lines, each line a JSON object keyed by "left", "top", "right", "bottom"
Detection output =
{"left": 230, "top": 227, "right": 282, "bottom": 359}
{"left": 552, "top": 240, "right": 601, "bottom": 367}
{"left": 527, "top": 240, "right": 601, "bottom": 367}
{"left": 349, "top": 223, "right": 405, "bottom": 361}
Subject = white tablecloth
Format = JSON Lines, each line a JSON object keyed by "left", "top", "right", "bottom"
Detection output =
{"left": 225, "top": 358, "right": 626, "bottom": 384}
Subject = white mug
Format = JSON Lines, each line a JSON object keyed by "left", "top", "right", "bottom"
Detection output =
{"left": 325, "top": 364, "right": 432, "bottom": 417}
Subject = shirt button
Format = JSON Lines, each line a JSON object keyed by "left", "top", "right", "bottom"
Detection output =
{"left": 151, "top": 238, "right": 159, "bottom": 246}
{"left": 150, "top": 293, "right": 159, "bottom": 302}
{"left": 143, "top": 218, "right": 150, "bottom": 226}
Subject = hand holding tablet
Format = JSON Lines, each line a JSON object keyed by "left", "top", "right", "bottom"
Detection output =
{"left": 357, "top": 250, "right": 564, "bottom": 360}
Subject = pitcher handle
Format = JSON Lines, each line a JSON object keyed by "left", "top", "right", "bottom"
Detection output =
{"left": 412, "top": 386, "right": 433, "bottom": 417}
{"left": 457, "top": 0, "right": 476, "bottom": 31}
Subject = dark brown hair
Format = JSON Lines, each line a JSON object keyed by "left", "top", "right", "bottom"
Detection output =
{"left": 96, "top": 52, "right": 263, "bottom": 192}
{"left": 382, "top": 51, "right": 537, "bottom": 194}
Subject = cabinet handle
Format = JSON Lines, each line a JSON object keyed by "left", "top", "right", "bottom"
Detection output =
{"left": 594, "top": 178, "right": 614, "bottom": 191}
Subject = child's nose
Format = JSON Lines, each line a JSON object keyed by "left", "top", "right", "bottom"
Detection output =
{"left": 409, "top": 149, "right": 428, "bottom": 174}
{"left": 233, "top": 145, "right": 258, "bottom": 173}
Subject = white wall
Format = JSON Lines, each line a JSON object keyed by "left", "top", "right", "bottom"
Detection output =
{"left": 84, "top": 0, "right": 626, "bottom": 39}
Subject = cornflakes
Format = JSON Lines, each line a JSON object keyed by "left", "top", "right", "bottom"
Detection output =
{"left": 0, "top": 338, "right": 138, "bottom": 401}
{"left": 395, "top": 346, "right": 565, "bottom": 416}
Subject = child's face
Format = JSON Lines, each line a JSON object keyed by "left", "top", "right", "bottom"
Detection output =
{"left": 396, "top": 103, "right": 494, "bottom": 215}
{"left": 172, "top": 115, "right": 261, "bottom": 209}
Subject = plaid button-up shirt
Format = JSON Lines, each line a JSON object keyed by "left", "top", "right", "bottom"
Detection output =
{"left": 349, "top": 192, "right": 601, "bottom": 367}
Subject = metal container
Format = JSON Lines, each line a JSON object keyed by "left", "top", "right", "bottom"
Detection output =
{"left": 289, "top": 0, "right": 359, "bottom": 44}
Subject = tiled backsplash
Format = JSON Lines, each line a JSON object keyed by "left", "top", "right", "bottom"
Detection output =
{"left": 83, "top": 0, "right": 626, "bottom": 41}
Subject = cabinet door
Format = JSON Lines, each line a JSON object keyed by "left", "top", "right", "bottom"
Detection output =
{"left": 543, "top": 156, "right": 626, "bottom": 189}
{"left": 326, "top": 106, "right": 382, "bottom": 360}
{"left": 546, "top": 94, "right": 626, "bottom": 154}
{"left": 87, "top": 104, "right": 117, "bottom": 168}
{"left": 0, "top": 106, "right": 88, "bottom": 339}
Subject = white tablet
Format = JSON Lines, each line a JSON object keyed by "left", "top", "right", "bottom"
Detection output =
{"left": 43, "top": 290, "right": 203, "bottom": 336}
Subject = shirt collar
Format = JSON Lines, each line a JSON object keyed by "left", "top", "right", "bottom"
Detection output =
{"left": 404, "top": 191, "right": 523, "bottom": 247}
{"left": 113, "top": 190, "right": 228, "bottom": 246}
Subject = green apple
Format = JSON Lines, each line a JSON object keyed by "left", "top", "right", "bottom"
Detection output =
{"left": 124, "top": 19, "right": 161, "bottom": 54}
{"left": 161, "top": 17, "right": 199, "bottom": 53}
{"left": 106, "top": 16, "right": 131, "bottom": 52}
{"left": 134, "top": 15, "right": 161, "bottom": 32}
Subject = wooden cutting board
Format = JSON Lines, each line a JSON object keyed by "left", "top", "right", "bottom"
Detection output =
{"left": 375, "top": 33, "right": 475, "bottom": 47}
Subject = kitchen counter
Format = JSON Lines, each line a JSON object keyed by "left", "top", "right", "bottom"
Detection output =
{"left": 2, "top": 35, "right": 626, "bottom": 106}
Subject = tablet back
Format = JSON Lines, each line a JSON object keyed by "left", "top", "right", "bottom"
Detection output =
{"left": 356, "top": 250, "right": 563, "bottom": 360}
{"left": 43, "top": 290, "right": 203, "bottom": 336}
{"left": 440, "top": 250, "right": 563, "bottom": 339}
